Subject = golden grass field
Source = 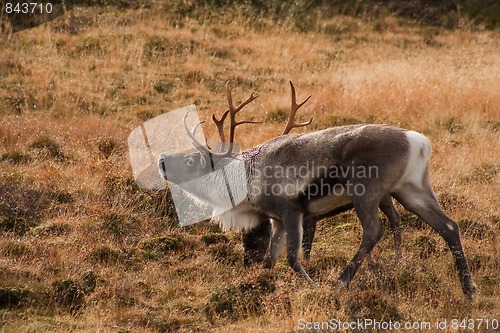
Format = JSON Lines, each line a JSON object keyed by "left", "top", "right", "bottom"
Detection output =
{"left": 0, "top": 3, "right": 499, "bottom": 332}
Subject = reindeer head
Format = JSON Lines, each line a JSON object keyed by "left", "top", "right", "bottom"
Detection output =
{"left": 158, "top": 150, "right": 210, "bottom": 184}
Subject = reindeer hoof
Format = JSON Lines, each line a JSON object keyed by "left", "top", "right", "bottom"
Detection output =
{"left": 465, "top": 282, "right": 478, "bottom": 303}
{"left": 309, "top": 281, "right": 319, "bottom": 288}
{"left": 335, "top": 279, "right": 349, "bottom": 290}
{"left": 263, "top": 257, "right": 273, "bottom": 269}
{"left": 303, "top": 275, "right": 317, "bottom": 287}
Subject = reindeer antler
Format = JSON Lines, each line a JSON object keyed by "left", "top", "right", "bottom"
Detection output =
{"left": 212, "top": 110, "right": 230, "bottom": 144}
{"left": 282, "top": 81, "right": 312, "bottom": 135}
{"left": 183, "top": 111, "right": 211, "bottom": 155}
{"left": 185, "top": 81, "right": 260, "bottom": 157}
{"left": 225, "top": 81, "right": 261, "bottom": 145}
{"left": 209, "top": 81, "right": 261, "bottom": 155}
{"left": 212, "top": 110, "right": 229, "bottom": 152}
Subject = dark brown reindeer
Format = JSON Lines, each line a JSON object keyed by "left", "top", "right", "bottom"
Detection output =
{"left": 157, "top": 82, "right": 477, "bottom": 300}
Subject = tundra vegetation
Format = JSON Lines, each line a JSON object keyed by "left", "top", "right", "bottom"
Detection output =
{"left": 0, "top": 1, "right": 499, "bottom": 332}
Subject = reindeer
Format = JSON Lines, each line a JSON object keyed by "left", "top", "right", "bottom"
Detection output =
{"left": 242, "top": 195, "right": 401, "bottom": 267}
{"left": 208, "top": 86, "right": 403, "bottom": 266}
{"left": 239, "top": 85, "right": 402, "bottom": 266}
{"left": 157, "top": 82, "right": 477, "bottom": 300}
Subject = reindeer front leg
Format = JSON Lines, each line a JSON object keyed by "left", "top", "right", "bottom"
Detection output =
{"left": 302, "top": 216, "right": 317, "bottom": 261}
{"left": 379, "top": 195, "right": 402, "bottom": 260}
{"left": 338, "top": 197, "right": 384, "bottom": 287}
{"left": 242, "top": 219, "right": 271, "bottom": 267}
{"left": 263, "top": 219, "right": 286, "bottom": 269}
{"left": 282, "top": 211, "right": 316, "bottom": 285}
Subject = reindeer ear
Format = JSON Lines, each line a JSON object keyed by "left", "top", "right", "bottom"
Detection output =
{"left": 200, "top": 154, "right": 207, "bottom": 168}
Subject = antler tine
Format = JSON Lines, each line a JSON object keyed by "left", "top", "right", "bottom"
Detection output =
{"left": 183, "top": 111, "right": 210, "bottom": 155}
{"left": 225, "top": 80, "right": 260, "bottom": 150}
{"left": 212, "top": 110, "right": 229, "bottom": 143}
{"left": 226, "top": 81, "right": 259, "bottom": 115}
{"left": 212, "top": 110, "right": 229, "bottom": 152}
{"left": 282, "top": 81, "right": 313, "bottom": 135}
{"left": 183, "top": 83, "right": 260, "bottom": 159}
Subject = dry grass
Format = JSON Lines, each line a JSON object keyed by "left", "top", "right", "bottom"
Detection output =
{"left": 0, "top": 4, "right": 499, "bottom": 333}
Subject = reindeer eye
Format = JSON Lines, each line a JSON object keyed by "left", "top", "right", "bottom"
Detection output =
{"left": 186, "top": 156, "right": 194, "bottom": 166}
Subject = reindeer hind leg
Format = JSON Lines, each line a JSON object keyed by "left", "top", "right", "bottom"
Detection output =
{"left": 393, "top": 185, "right": 477, "bottom": 301}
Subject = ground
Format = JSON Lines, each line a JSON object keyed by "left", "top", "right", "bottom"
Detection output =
{"left": 0, "top": 2, "right": 499, "bottom": 332}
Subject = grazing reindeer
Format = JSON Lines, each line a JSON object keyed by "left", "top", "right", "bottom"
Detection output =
{"left": 158, "top": 82, "right": 477, "bottom": 300}
{"left": 242, "top": 195, "right": 402, "bottom": 267}
{"left": 207, "top": 85, "right": 403, "bottom": 266}
{"left": 239, "top": 87, "right": 402, "bottom": 266}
